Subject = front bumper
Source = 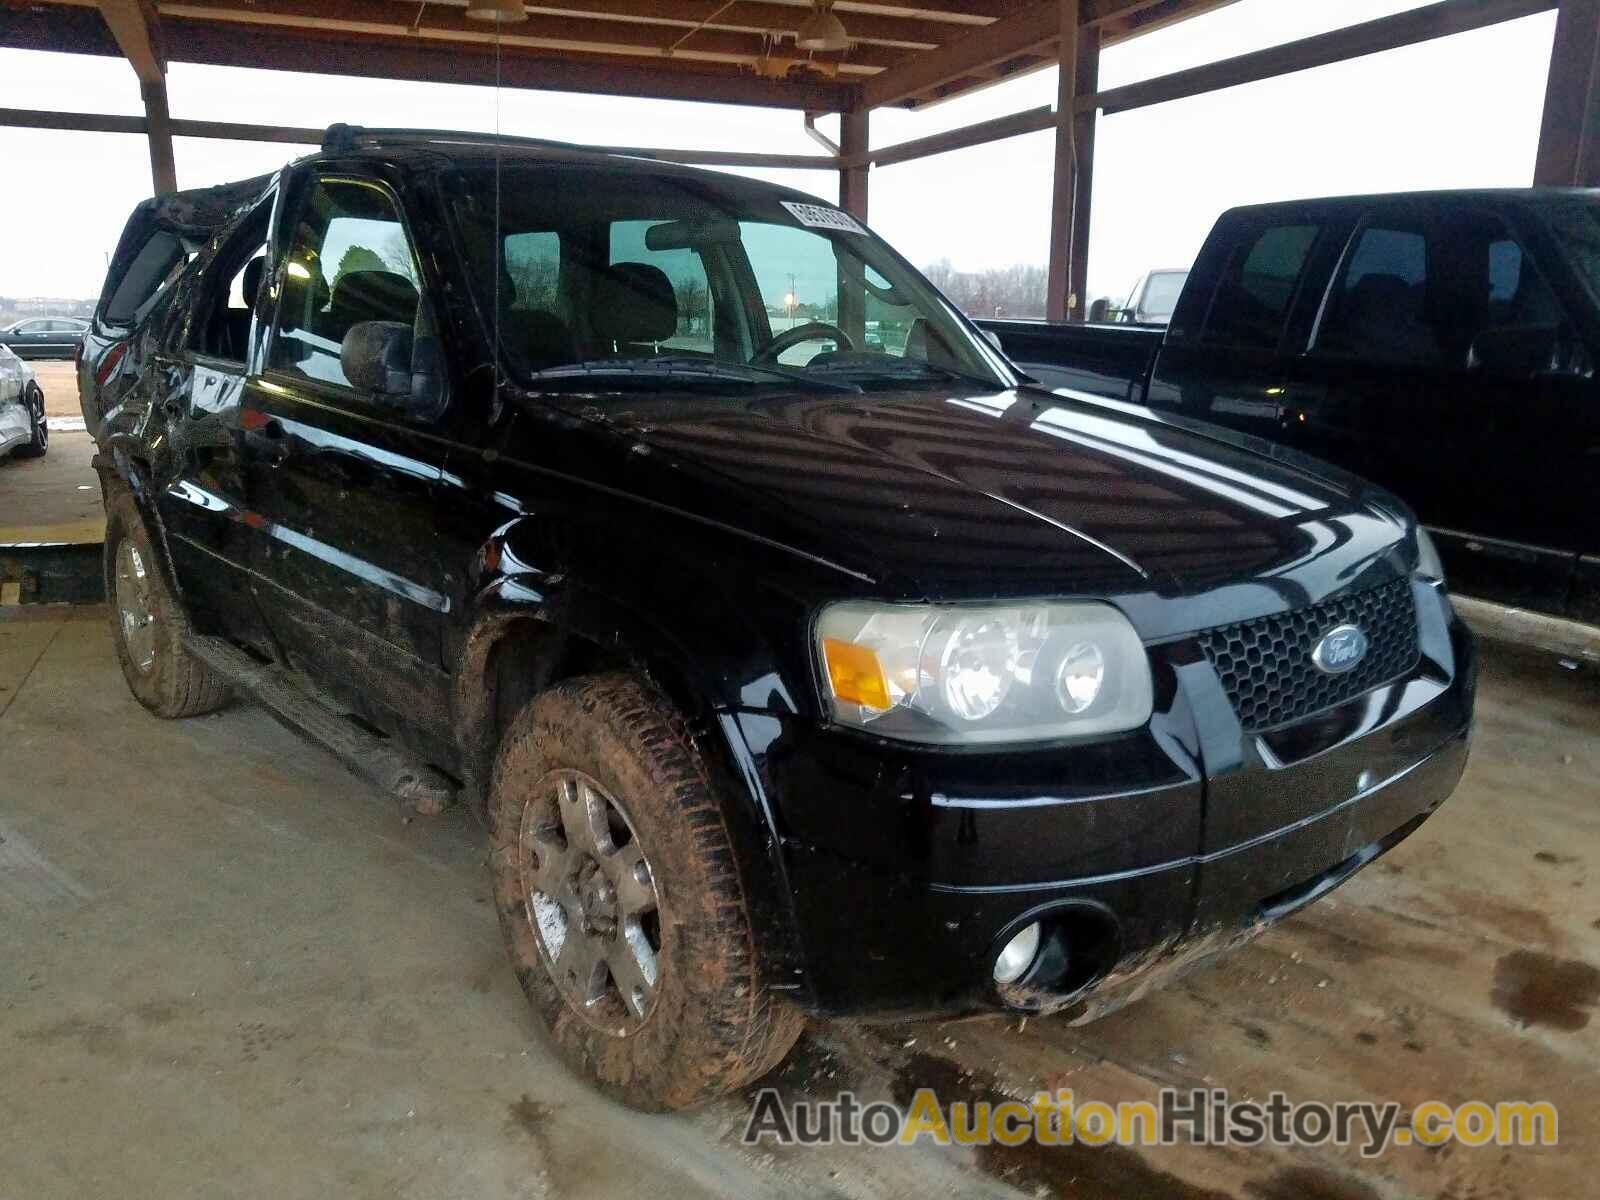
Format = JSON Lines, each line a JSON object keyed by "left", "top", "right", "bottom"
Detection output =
{"left": 742, "top": 590, "right": 1476, "bottom": 1019}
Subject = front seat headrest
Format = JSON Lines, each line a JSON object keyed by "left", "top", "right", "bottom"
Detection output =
{"left": 502, "top": 308, "right": 576, "bottom": 371}
{"left": 593, "top": 263, "right": 677, "bottom": 347}
{"left": 330, "top": 269, "right": 419, "bottom": 328}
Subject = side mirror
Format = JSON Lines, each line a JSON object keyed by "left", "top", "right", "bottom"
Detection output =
{"left": 341, "top": 320, "right": 445, "bottom": 416}
{"left": 342, "top": 320, "right": 413, "bottom": 396}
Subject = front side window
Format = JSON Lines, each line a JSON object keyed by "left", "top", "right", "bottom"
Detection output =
{"left": 270, "top": 177, "right": 426, "bottom": 391}
{"left": 445, "top": 166, "right": 1012, "bottom": 395}
{"left": 1202, "top": 223, "right": 1318, "bottom": 350}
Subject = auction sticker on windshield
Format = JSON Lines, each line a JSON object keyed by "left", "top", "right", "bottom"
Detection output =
{"left": 782, "top": 201, "right": 867, "bottom": 236}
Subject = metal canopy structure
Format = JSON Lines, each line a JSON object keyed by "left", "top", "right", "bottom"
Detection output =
{"left": 1, "top": 0, "right": 1596, "bottom": 320}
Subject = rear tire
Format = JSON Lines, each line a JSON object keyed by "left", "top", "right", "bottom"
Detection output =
{"left": 488, "top": 672, "right": 803, "bottom": 1111}
{"left": 14, "top": 384, "right": 46, "bottom": 458}
{"left": 104, "top": 490, "right": 231, "bottom": 718}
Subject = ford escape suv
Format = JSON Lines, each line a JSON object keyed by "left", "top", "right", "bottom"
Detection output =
{"left": 81, "top": 126, "right": 1476, "bottom": 1111}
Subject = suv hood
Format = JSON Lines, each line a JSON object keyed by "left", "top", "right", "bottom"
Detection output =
{"left": 536, "top": 387, "right": 1409, "bottom": 609}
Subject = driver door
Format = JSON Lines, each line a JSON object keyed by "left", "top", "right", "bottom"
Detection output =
{"left": 244, "top": 170, "right": 456, "bottom": 744}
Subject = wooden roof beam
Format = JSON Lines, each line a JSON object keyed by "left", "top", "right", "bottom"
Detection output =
{"left": 1080, "top": 0, "right": 1558, "bottom": 114}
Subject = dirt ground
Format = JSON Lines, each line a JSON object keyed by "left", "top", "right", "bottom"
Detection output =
{"left": 1, "top": 361, "right": 103, "bottom": 542}
{"left": 30, "top": 361, "right": 81, "bottom": 419}
{"left": 1, "top": 609, "right": 1594, "bottom": 1199}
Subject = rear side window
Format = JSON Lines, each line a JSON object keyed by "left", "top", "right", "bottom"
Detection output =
{"left": 1202, "top": 224, "right": 1318, "bottom": 350}
{"left": 609, "top": 219, "right": 714, "bottom": 355}
{"left": 102, "top": 231, "right": 188, "bottom": 328}
{"left": 505, "top": 231, "right": 562, "bottom": 315}
{"left": 270, "top": 177, "right": 424, "bottom": 390}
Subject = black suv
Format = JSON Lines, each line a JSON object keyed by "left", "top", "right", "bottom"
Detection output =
{"left": 82, "top": 127, "right": 1475, "bottom": 1111}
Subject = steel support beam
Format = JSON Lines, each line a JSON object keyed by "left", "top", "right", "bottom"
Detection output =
{"left": 140, "top": 79, "right": 177, "bottom": 194}
{"left": 840, "top": 108, "right": 870, "bottom": 220}
{"left": 1080, "top": 0, "right": 1557, "bottom": 114}
{"left": 1068, "top": 25, "right": 1100, "bottom": 322}
{"left": 0, "top": 106, "right": 838, "bottom": 172}
{"left": 1046, "top": 0, "right": 1079, "bottom": 322}
{"left": 94, "top": 2, "right": 176, "bottom": 193}
{"left": 1534, "top": 0, "right": 1600, "bottom": 185}
{"left": 96, "top": 0, "right": 165, "bottom": 84}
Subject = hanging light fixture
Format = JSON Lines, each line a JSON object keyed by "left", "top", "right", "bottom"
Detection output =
{"left": 796, "top": 1, "right": 850, "bottom": 52}
{"left": 466, "top": 0, "right": 527, "bottom": 23}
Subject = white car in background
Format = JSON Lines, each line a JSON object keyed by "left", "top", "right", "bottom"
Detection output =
{"left": 0, "top": 344, "right": 48, "bottom": 460}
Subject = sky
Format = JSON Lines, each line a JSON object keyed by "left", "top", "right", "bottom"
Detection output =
{"left": 0, "top": 0, "right": 1559, "bottom": 307}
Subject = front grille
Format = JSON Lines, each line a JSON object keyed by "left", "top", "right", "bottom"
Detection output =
{"left": 1197, "top": 579, "right": 1420, "bottom": 733}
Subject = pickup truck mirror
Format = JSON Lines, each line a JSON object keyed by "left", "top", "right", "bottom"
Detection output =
{"left": 1467, "top": 325, "right": 1592, "bottom": 379}
{"left": 341, "top": 320, "right": 445, "bottom": 417}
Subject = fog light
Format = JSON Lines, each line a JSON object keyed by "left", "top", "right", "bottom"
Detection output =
{"left": 993, "top": 922, "right": 1041, "bottom": 984}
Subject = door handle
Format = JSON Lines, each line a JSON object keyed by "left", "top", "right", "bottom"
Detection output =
{"left": 242, "top": 417, "right": 290, "bottom": 464}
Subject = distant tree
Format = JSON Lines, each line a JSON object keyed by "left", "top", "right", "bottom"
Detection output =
{"left": 506, "top": 254, "right": 559, "bottom": 312}
{"left": 921, "top": 259, "right": 1048, "bottom": 319}
{"left": 332, "top": 245, "right": 388, "bottom": 288}
{"left": 674, "top": 276, "right": 709, "bottom": 334}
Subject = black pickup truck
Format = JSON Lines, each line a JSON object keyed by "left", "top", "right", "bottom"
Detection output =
{"left": 982, "top": 190, "right": 1600, "bottom": 626}
{"left": 82, "top": 131, "right": 1473, "bottom": 1110}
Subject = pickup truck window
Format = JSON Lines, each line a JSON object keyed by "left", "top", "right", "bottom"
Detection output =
{"left": 1202, "top": 223, "right": 1318, "bottom": 350}
{"left": 1317, "top": 224, "right": 1441, "bottom": 366}
{"left": 271, "top": 177, "right": 425, "bottom": 391}
{"left": 1313, "top": 213, "right": 1572, "bottom": 372}
{"left": 1545, "top": 199, "right": 1600, "bottom": 307}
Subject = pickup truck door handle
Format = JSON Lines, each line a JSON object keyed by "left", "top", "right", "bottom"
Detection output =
{"left": 242, "top": 417, "right": 290, "bottom": 464}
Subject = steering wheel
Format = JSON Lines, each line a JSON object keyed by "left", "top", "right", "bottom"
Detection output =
{"left": 754, "top": 321, "right": 855, "bottom": 365}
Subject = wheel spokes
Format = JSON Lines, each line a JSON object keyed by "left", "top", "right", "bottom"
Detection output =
{"left": 522, "top": 769, "right": 664, "bottom": 1031}
{"left": 553, "top": 924, "right": 608, "bottom": 1007}
{"left": 606, "top": 842, "right": 656, "bottom": 918}
{"left": 608, "top": 925, "right": 658, "bottom": 1020}
{"left": 557, "top": 778, "right": 613, "bottom": 858}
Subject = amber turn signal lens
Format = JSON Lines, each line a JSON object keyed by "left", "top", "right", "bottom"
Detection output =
{"left": 822, "top": 637, "right": 891, "bottom": 712}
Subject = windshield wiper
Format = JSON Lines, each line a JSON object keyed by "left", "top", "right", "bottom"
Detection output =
{"left": 805, "top": 357, "right": 1004, "bottom": 392}
{"left": 529, "top": 356, "right": 860, "bottom": 393}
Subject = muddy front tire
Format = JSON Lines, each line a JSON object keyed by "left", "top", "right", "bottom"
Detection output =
{"left": 489, "top": 672, "right": 803, "bottom": 1112}
{"left": 104, "top": 491, "right": 231, "bottom": 718}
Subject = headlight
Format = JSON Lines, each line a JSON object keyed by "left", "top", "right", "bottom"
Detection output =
{"left": 816, "top": 601, "right": 1153, "bottom": 745}
{"left": 1415, "top": 527, "right": 1445, "bottom": 583}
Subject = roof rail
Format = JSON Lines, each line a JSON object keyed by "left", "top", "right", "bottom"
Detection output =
{"left": 321, "top": 123, "right": 591, "bottom": 155}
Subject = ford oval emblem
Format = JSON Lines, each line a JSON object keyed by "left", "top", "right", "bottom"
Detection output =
{"left": 1312, "top": 624, "right": 1368, "bottom": 675}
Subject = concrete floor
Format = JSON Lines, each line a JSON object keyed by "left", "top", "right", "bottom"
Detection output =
{"left": 1, "top": 608, "right": 1596, "bottom": 1199}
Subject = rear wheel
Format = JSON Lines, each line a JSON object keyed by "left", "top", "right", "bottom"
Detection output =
{"left": 104, "top": 491, "right": 231, "bottom": 718}
{"left": 488, "top": 672, "right": 803, "bottom": 1111}
{"left": 14, "top": 384, "right": 46, "bottom": 458}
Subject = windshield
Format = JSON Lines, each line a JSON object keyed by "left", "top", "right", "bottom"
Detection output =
{"left": 444, "top": 166, "right": 1013, "bottom": 394}
{"left": 1139, "top": 271, "right": 1187, "bottom": 319}
{"left": 1545, "top": 199, "right": 1600, "bottom": 306}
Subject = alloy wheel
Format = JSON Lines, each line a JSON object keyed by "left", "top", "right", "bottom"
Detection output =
{"left": 115, "top": 540, "right": 158, "bottom": 674}
{"left": 519, "top": 768, "right": 663, "bottom": 1034}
